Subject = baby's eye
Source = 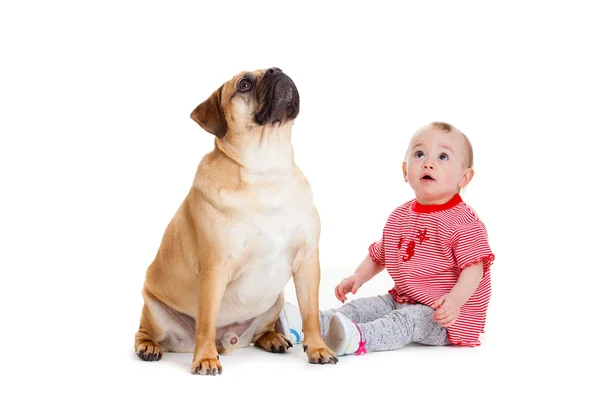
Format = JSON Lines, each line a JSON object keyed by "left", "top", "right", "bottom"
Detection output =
{"left": 438, "top": 153, "right": 449, "bottom": 161}
{"left": 415, "top": 150, "right": 424, "bottom": 158}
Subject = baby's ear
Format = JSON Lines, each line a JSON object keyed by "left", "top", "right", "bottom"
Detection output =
{"left": 402, "top": 162, "right": 408, "bottom": 182}
{"left": 458, "top": 168, "right": 474, "bottom": 188}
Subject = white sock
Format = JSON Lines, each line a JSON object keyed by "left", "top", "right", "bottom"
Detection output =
{"left": 325, "top": 312, "right": 363, "bottom": 356}
{"left": 275, "top": 302, "right": 304, "bottom": 344}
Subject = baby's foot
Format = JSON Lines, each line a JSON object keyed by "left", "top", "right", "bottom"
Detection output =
{"left": 274, "top": 302, "right": 304, "bottom": 344}
{"left": 325, "top": 312, "right": 366, "bottom": 356}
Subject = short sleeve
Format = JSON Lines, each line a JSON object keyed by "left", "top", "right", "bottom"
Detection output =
{"left": 368, "top": 238, "right": 385, "bottom": 265}
{"left": 451, "top": 221, "right": 495, "bottom": 272}
{"left": 368, "top": 202, "right": 411, "bottom": 267}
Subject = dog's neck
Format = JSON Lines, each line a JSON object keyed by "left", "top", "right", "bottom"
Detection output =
{"left": 215, "top": 121, "right": 295, "bottom": 176}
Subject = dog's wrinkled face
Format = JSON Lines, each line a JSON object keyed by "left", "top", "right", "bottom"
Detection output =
{"left": 191, "top": 68, "right": 300, "bottom": 138}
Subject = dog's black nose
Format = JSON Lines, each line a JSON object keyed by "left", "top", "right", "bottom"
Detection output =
{"left": 266, "top": 67, "right": 282, "bottom": 75}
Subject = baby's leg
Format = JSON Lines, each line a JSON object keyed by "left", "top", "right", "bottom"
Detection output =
{"left": 319, "top": 294, "right": 397, "bottom": 338}
{"left": 361, "top": 303, "right": 449, "bottom": 352}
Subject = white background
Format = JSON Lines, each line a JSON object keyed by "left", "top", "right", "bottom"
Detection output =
{"left": 1, "top": 1, "right": 598, "bottom": 398}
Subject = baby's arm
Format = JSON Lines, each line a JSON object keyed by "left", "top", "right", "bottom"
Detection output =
{"left": 432, "top": 262, "right": 484, "bottom": 327}
{"left": 335, "top": 255, "right": 385, "bottom": 302}
{"left": 353, "top": 254, "right": 386, "bottom": 284}
{"left": 448, "top": 262, "right": 484, "bottom": 305}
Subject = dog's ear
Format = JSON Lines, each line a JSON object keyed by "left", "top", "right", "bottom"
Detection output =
{"left": 190, "top": 85, "right": 227, "bottom": 138}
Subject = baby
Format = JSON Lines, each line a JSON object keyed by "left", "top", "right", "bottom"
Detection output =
{"left": 277, "top": 122, "right": 494, "bottom": 355}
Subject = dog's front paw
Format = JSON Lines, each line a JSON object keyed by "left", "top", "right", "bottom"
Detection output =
{"left": 254, "top": 331, "right": 293, "bottom": 353}
{"left": 136, "top": 340, "right": 163, "bottom": 361}
{"left": 191, "top": 354, "right": 222, "bottom": 376}
{"left": 303, "top": 344, "right": 338, "bottom": 365}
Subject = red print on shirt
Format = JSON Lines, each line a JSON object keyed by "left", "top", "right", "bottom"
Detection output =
{"left": 398, "top": 230, "right": 429, "bottom": 262}
{"left": 402, "top": 240, "right": 416, "bottom": 261}
{"left": 416, "top": 229, "right": 429, "bottom": 244}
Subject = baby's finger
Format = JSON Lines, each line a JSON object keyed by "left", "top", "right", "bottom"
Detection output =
{"left": 435, "top": 304, "right": 451, "bottom": 318}
{"left": 335, "top": 286, "right": 344, "bottom": 301}
{"left": 442, "top": 320, "right": 456, "bottom": 328}
{"left": 437, "top": 314, "right": 456, "bottom": 326}
{"left": 436, "top": 310, "right": 453, "bottom": 322}
{"left": 340, "top": 291, "right": 347, "bottom": 303}
{"left": 437, "top": 306, "right": 452, "bottom": 317}
{"left": 433, "top": 312, "right": 444, "bottom": 322}
{"left": 432, "top": 297, "right": 445, "bottom": 309}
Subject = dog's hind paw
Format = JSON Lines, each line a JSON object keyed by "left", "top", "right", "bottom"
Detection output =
{"left": 254, "top": 331, "right": 293, "bottom": 353}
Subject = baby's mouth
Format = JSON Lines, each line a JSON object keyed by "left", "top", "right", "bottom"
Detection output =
{"left": 421, "top": 175, "right": 435, "bottom": 181}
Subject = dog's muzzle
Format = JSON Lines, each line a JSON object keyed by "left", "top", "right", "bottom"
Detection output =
{"left": 254, "top": 67, "right": 300, "bottom": 125}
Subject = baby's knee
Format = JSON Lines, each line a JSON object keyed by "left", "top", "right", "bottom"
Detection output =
{"left": 409, "top": 303, "right": 436, "bottom": 317}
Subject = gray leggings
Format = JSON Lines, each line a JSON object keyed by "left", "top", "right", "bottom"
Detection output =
{"left": 319, "top": 294, "right": 449, "bottom": 352}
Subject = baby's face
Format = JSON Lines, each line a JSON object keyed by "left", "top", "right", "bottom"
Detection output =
{"left": 403, "top": 127, "right": 472, "bottom": 204}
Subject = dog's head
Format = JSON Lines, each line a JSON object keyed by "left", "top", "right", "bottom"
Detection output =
{"left": 190, "top": 68, "right": 300, "bottom": 138}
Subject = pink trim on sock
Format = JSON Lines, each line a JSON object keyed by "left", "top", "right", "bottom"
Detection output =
{"left": 352, "top": 321, "right": 367, "bottom": 355}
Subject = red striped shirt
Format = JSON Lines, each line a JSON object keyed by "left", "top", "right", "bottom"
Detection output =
{"left": 368, "top": 193, "right": 494, "bottom": 346}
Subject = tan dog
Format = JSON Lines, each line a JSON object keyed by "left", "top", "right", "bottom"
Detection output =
{"left": 134, "top": 67, "right": 338, "bottom": 375}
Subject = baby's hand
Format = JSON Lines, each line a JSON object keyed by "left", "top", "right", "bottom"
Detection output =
{"left": 432, "top": 294, "right": 461, "bottom": 328}
{"left": 334, "top": 275, "right": 363, "bottom": 303}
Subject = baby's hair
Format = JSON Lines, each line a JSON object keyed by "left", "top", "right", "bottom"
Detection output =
{"left": 429, "top": 122, "right": 473, "bottom": 169}
{"left": 429, "top": 121, "right": 454, "bottom": 132}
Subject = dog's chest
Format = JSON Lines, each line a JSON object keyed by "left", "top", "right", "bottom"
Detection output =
{"left": 219, "top": 200, "right": 314, "bottom": 320}
{"left": 226, "top": 209, "right": 306, "bottom": 273}
{"left": 223, "top": 179, "right": 314, "bottom": 268}
{"left": 211, "top": 171, "right": 318, "bottom": 324}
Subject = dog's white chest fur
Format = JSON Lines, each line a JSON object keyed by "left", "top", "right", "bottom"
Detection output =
{"left": 216, "top": 178, "right": 315, "bottom": 326}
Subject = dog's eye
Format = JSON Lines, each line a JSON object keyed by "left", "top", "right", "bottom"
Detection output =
{"left": 238, "top": 79, "right": 252, "bottom": 92}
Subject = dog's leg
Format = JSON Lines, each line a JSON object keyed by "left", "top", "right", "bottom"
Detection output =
{"left": 134, "top": 291, "right": 165, "bottom": 361}
{"left": 293, "top": 251, "right": 338, "bottom": 365}
{"left": 251, "top": 292, "right": 293, "bottom": 353}
{"left": 190, "top": 266, "right": 228, "bottom": 376}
